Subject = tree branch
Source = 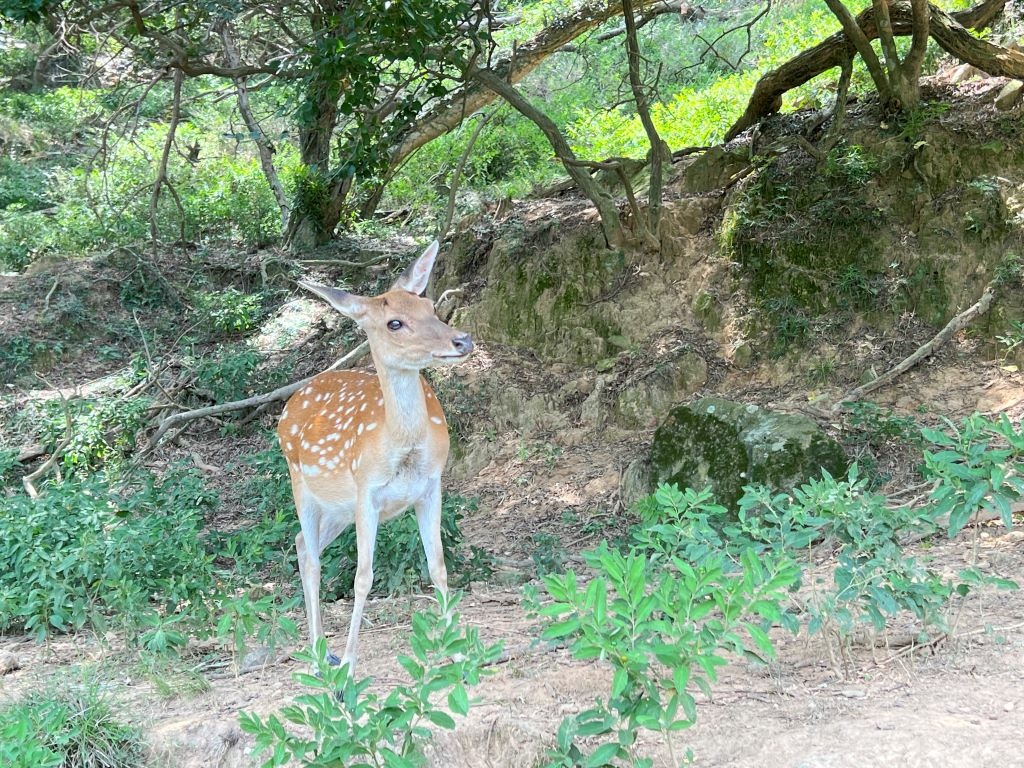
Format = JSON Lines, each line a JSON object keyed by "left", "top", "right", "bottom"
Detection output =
{"left": 468, "top": 64, "right": 627, "bottom": 248}
{"left": 623, "top": 0, "right": 665, "bottom": 248}
{"left": 149, "top": 67, "right": 186, "bottom": 251}
{"left": 725, "top": 0, "right": 1010, "bottom": 141}
{"left": 219, "top": 20, "right": 290, "bottom": 230}
{"left": 145, "top": 340, "right": 370, "bottom": 451}
{"left": 392, "top": 0, "right": 669, "bottom": 171}
{"left": 823, "top": 0, "right": 892, "bottom": 100}
{"left": 833, "top": 284, "right": 995, "bottom": 411}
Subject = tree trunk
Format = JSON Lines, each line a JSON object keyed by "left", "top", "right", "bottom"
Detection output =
{"left": 284, "top": 77, "right": 343, "bottom": 252}
{"left": 623, "top": 0, "right": 664, "bottom": 248}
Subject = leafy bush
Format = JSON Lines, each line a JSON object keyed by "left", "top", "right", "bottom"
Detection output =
{"left": 193, "top": 346, "right": 266, "bottom": 404}
{"left": 0, "top": 157, "right": 51, "bottom": 210}
{"left": 0, "top": 681, "right": 146, "bottom": 768}
{"left": 635, "top": 427, "right": 1020, "bottom": 651}
{"left": 195, "top": 288, "right": 266, "bottom": 333}
{"left": 922, "top": 413, "right": 1024, "bottom": 536}
{"left": 530, "top": 493, "right": 800, "bottom": 766}
{"left": 240, "top": 591, "right": 502, "bottom": 767}
{"left": 33, "top": 396, "right": 151, "bottom": 470}
{"left": 0, "top": 334, "right": 60, "bottom": 382}
{"left": 0, "top": 469, "right": 218, "bottom": 640}
{"left": 0, "top": 87, "right": 106, "bottom": 146}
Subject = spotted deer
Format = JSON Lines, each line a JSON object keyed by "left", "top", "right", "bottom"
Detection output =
{"left": 278, "top": 240, "right": 473, "bottom": 671}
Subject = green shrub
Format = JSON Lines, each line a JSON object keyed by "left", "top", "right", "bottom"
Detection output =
{"left": 0, "top": 157, "right": 51, "bottom": 211}
{"left": 0, "top": 87, "right": 106, "bottom": 146}
{"left": 240, "top": 591, "right": 502, "bottom": 767}
{"left": 195, "top": 288, "right": 266, "bottom": 334}
{"left": 634, "top": 437, "right": 1019, "bottom": 651}
{"left": 0, "top": 682, "right": 145, "bottom": 768}
{"left": 0, "top": 335, "right": 60, "bottom": 382}
{"left": 530, "top": 495, "right": 800, "bottom": 766}
{"left": 33, "top": 396, "right": 151, "bottom": 470}
{"left": 193, "top": 346, "right": 266, "bottom": 404}
{"left": 922, "top": 413, "right": 1024, "bottom": 536}
{"left": 0, "top": 468, "right": 218, "bottom": 639}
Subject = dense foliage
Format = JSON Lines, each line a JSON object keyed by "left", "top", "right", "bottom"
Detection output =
{"left": 0, "top": 0, "right": 946, "bottom": 268}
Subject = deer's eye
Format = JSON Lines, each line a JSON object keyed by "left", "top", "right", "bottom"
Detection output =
{"left": 387, "top": 319, "right": 403, "bottom": 331}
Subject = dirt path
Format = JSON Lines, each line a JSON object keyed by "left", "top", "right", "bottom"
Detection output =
{"left": 2, "top": 525, "right": 1022, "bottom": 767}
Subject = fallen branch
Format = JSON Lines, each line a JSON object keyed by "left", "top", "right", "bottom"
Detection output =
{"left": 144, "top": 339, "right": 369, "bottom": 451}
{"left": 22, "top": 377, "right": 74, "bottom": 498}
{"left": 833, "top": 284, "right": 995, "bottom": 411}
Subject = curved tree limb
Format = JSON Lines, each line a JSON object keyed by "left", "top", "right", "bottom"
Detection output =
{"left": 468, "top": 64, "right": 627, "bottom": 248}
{"left": 725, "top": 0, "right": 1010, "bottom": 142}
{"left": 149, "top": 67, "right": 186, "bottom": 250}
{"left": 392, "top": 0, "right": 671, "bottom": 172}
{"left": 219, "top": 20, "right": 290, "bottom": 230}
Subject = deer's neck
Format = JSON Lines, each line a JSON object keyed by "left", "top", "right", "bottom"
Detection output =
{"left": 374, "top": 363, "right": 429, "bottom": 447}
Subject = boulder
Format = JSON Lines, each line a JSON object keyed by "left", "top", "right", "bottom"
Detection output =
{"left": 613, "top": 351, "right": 708, "bottom": 428}
{"left": 648, "top": 397, "right": 848, "bottom": 509}
{"left": 995, "top": 81, "right": 1023, "bottom": 111}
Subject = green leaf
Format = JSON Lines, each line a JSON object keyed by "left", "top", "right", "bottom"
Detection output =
{"left": 948, "top": 505, "right": 973, "bottom": 537}
{"left": 611, "top": 667, "right": 629, "bottom": 698}
{"left": 963, "top": 481, "right": 989, "bottom": 512}
{"left": 542, "top": 617, "right": 581, "bottom": 640}
{"left": 426, "top": 710, "right": 456, "bottom": 730}
{"left": 584, "top": 742, "right": 623, "bottom": 767}
{"left": 744, "top": 621, "right": 774, "bottom": 656}
{"left": 448, "top": 684, "right": 469, "bottom": 716}
{"left": 921, "top": 428, "right": 955, "bottom": 447}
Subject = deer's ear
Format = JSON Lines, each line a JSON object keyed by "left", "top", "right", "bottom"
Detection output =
{"left": 299, "top": 281, "right": 369, "bottom": 321}
{"left": 392, "top": 240, "right": 439, "bottom": 295}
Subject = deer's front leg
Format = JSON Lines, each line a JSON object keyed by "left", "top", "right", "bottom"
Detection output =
{"left": 415, "top": 475, "right": 449, "bottom": 598}
{"left": 342, "top": 493, "right": 379, "bottom": 673}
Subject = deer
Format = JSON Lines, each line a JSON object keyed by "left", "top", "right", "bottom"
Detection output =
{"left": 278, "top": 240, "right": 473, "bottom": 672}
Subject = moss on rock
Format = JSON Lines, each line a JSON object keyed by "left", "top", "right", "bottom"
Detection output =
{"left": 649, "top": 397, "right": 848, "bottom": 510}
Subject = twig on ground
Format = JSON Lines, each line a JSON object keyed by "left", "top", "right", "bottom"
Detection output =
{"left": 832, "top": 284, "right": 995, "bottom": 411}
{"left": 22, "top": 376, "right": 74, "bottom": 498}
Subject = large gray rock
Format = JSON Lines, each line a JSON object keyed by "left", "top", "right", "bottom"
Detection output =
{"left": 995, "top": 80, "right": 1023, "bottom": 111}
{"left": 648, "top": 397, "right": 848, "bottom": 509}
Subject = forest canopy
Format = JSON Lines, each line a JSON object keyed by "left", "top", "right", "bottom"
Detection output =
{"left": 1, "top": 0, "right": 1022, "bottom": 260}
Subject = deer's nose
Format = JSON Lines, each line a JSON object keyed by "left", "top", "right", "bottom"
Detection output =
{"left": 452, "top": 333, "right": 473, "bottom": 356}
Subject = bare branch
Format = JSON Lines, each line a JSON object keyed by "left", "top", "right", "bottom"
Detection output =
{"left": 149, "top": 67, "right": 185, "bottom": 251}
{"left": 219, "top": 20, "right": 290, "bottom": 229}
{"left": 468, "top": 64, "right": 627, "bottom": 248}
{"left": 145, "top": 340, "right": 370, "bottom": 451}
{"left": 393, "top": 0, "right": 670, "bottom": 170}
{"left": 725, "top": 0, "right": 1009, "bottom": 141}
{"left": 440, "top": 107, "right": 499, "bottom": 241}
{"left": 823, "top": 0, "right": 892, "bottom": 99}
{"left": 623, "top": 0, "right": 665, "bottom": 247}
{"left": 22, "top": 377, "right": 74, "bottom": 498}
{"left": 833, "top": 284, "right": 995, "bottom": 411}
{"left": 689, "top": 0, "right": 772, "bottom": 73}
